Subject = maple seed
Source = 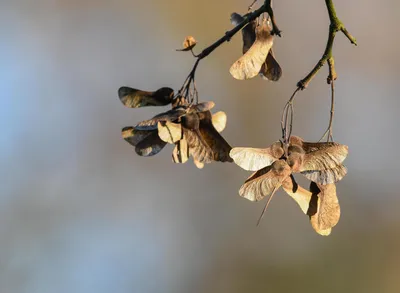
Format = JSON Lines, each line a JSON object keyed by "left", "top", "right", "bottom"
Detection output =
{"left": 230, "top": 13, "right": 282, "bottom": 81}
{"left": 230, "top": 135, "right": 348, "bottom": 233}
{"left": 178, "top": 36, "right": 197, "bottom": 51}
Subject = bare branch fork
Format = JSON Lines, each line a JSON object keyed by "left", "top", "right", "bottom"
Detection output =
{"left": 281, "top": 0, "right": 356, "bottom": 146}
{"left": 178, "top": 0, "right": 280, "bottom": 103}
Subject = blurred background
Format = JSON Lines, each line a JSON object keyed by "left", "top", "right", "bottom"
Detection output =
{"left": 1, "top": 0, "right": 399, "bottom": 292}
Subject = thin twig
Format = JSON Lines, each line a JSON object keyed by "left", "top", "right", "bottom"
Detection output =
{"left": 320, "top": 80, "right": 335, "bottom": 142}
{"left": 297, "top": 0, "right": 356, "bottom": 89}
{"left": 248, "top": 0, "right": 259, "bottom": 11}
{"left": 281, "top": 87, "right": 301, "bottom": 146}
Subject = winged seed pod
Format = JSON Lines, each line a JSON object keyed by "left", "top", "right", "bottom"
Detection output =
{"left": 158, "top": 105, "right": 233, "bottom": 166}
{"left": 122, "top": 100, "right": 232, "bottom": 168}
{"left": 118, "top": 87, "right": 174, "bottom": 108}
{"left": 230, "top": 13, "right": 282, "bottom": 81}
{"left": 177, "top": 36, "right": 197, "bottom": 51}
{"left": 230, "top": 136, "right": 348, "bottom": 234}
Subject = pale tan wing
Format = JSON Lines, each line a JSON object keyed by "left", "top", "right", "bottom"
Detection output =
{"left": 302, "top": 164, "right": 347, "bottom": 185}
{"left": 239, "top": 160, "right": 291, "bottom": 202}
{"left": 135, "top": 108, "right": 187, "bottom": 130}
{"left": 134, "top": 131, "right": 167, "bottom": 157}
{"left": 211, "top": 111, "right": 227, "bottom": 133}
{"left": 172, "top": 137, "right": 189, "bottom": 164}
{"left": 260, "top": 49, "right": 282, "bottom": 81}
{"left": 118, "top": 87, "right": 174, "bottom": 108}
{"left": 282, "top": 176, "right": 312, "bottom": 215}
{"left": 310, "top": 182, "right": 340, "bottom": 231}
{"left": 230, "top": 23, "right": 274, "bottom": 80}
{"left": 193, "top": 159, "right": 204, "bottom": 169}
{"left": 230, "top": 142, "right": 284, "bottom": 171}
{"left": 183, "top": 129, "right": 213, "bottom": 164}
{"left": 121, "top": 126, "right": 152, "bottom": 147}
{"left": 157, "top": 121, "right": 182, "bottom": 144}
{"left": 199, "top": 118, "right": 232, "bottom": 162}
{"left": 192, "top": 101, "right": 215, "bottom": 113}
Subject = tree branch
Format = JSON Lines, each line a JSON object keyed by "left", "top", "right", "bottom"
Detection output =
{"left": 297, "top": 0, "right": 357, "bottom": 89}
{"left": 179, "top": 0, "right": 280, "bottom": 101}
{"left": 281, "top": 0, "right": 356, "bottom": 145}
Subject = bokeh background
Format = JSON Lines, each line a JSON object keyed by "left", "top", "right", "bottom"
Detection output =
{"left": 1, "top": 0, "right": 399, "bottom": 292}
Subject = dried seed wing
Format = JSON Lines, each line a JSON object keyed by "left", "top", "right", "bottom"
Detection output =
{"left": 289, "top": 136, "right": 348, "bottom": 171}
{"left": 199, "top": 117, "right": 232, "bottom": 162}
{"left": 118, "top": 87, "right": 174, "bottom": 108}
{"left": 172, "top": 137, "right": 189, "bottom": 164}
{"left": 178, "top": 36, "right": 197, "bottom": 51}
{"left": 135, "top": 107, "right": 187, "bottom": 130}
{"left": 230, "top": 142, "right": 284, "bottom": 171}
{"left": 260, "top": 49, "right": 282, "bottom": 81}
{"left": 192, "top": 101, "right": 215, "bottom": 113}
{"left": 309, "top": 182, "right": 341, "bottom": 231}
{"left": 301, "top": 143, "right": 348, "bottom": 171}
{"left": 121, "top": 126, "right": 153, "bottom": 147}
{"left": 134, "top": 131, "right": 167, "bottom": 157}
{"left": 281, "top": 175, "right": 312, "bottom": 215}
{"left": 314, "top": 227, "right": 332, "bottom": 236}
{"left": 302, "top": 164, "right": 347, "bottom": 185}
{"left": 211, "top": 111, "right": 227, "bottom": 133}
{"left": 242, "top": 20, "right": 257, "bottom": 54}
{"left": 230, "top": 22, "right": 274, "bottom": 80}
{"left": 239, "top": 160, "right": 291, "bottom": 202}
{"left": 157, "top": 121, "right": 182, "bottom": 144}
{"left": 193, "top": 159, "right": 204, "bottom": 169}
{"left": 183, "top": 128, "right": 213, "bottom": 164}
{"left": 230, "top": 13, "right": 256, "bottom": 53}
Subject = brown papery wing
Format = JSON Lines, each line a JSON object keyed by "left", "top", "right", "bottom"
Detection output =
{"left": 302, "top": 164, "right": 347, "bottom": 185}
{"left": 183, "top": 128, "right": 213, "bottom": 164}
{"left": 121, "top": 126, "right": 153, "bottom": 147}
{"left": 242, "top": 19, "right": 257, "bottom": 54}
{"left": 239, "top": 160, "right": 291, "bottom": 202}
{"left": 282, "top": 176, "right": 332, "bottom": 236}
{"left": 260, "top": 49, "right": 282, "bottom": 81}
{"left": 135, "top": 108, "right": 187, "bottom": 131}
{"left": 310, "top": 182, "right": 340, "bottom": 232}
{"left": 118, "top": 87, "right": 174, "bottom": 108}
{"left": 230, "top": 22, "right": 274, "bottom": 80}
{"left": 290, "top": 136, "right": 348, "bottom": 171}
{"left": 134, "top": 131, "right": 167, "bottom": 157}
{"left": 199, "top": 119, "right": 232, "bottom": 162}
